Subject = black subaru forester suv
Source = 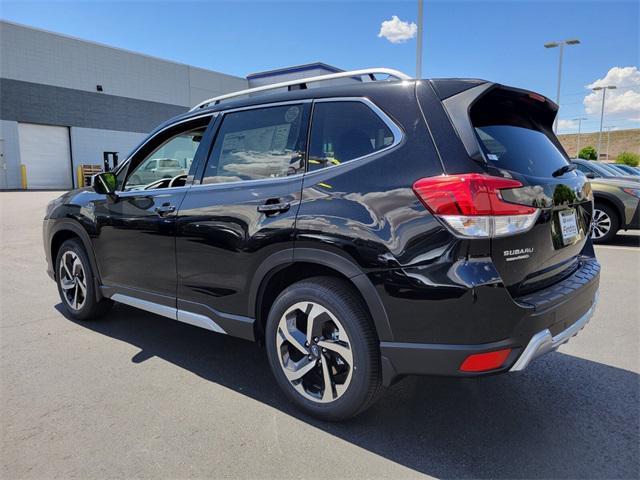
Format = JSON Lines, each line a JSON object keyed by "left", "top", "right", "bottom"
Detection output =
{"left": 44, "top": 69, "right": 600, "bottom": 420}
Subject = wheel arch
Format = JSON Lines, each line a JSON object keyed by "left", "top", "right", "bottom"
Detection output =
{"left": 49, "top": 219, "right": 103, "bottom": 300}
{"left": 250, "top": 249, "right": 393, "bottom": 344}
{"left": 593, "top": 193, "right": 623, "bottom": 225}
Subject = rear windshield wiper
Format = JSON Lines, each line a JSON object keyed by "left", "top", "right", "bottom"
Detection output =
{"left": 552, "top": 164, "right": 577, "bottom": 177}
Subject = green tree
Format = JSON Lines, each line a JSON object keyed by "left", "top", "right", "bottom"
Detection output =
{"left": 615, "top": 151, "right": 640, "bottom": 167}
{"left": 578, "top": 146, "right": 598, "bottom": 160}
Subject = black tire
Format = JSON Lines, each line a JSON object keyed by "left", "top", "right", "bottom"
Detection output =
{"left": 55, "top": 238, "right": 113, "bottom": 321}
{"left": 265, "top": 276, "right": 382, "bottom": 421}
{"left": 592, "top": 202, "right": 619, "bottom": 244}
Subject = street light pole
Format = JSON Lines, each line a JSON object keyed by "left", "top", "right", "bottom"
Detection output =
{"left": 604, "top": 126, "right": 615, "bottom": 161}
{"left": 573, "top": 117, "right": 587, "bottom": 157}
{"left": 593, "top": 85, "right": 617, "bottom": 160}
{"left": 544, "top": 39, "right": 580, "bottom": 133}
{"left": 416, "top": 0, "right": 424, "bottom": 79}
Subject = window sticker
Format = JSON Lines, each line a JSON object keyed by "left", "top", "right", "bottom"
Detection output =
{"left": 284, "top": 106, "right": 300, "bottom": 123}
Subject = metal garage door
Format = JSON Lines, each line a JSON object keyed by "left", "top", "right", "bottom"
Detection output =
{"left": 18, "top": 123, "right": 72, "bottom": 189}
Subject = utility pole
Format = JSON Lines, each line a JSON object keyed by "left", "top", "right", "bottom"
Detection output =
{"left": 573, "top": 117, "right": 588, "bottom": 158}
{"left": 544, "top": 39, "right": 580, "bottom": 133}
{"left": 416, "top": 0, "right": 424, "bottom": 79}
{"left": 604, "top": 126, "right": 615, "bottom": 161}
{"left": 593, "top": 85, "right": 617, "bottom": 160}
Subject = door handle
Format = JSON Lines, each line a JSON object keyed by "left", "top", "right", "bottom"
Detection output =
{"left": 257, "top": 202, "right": 290, "bottom": 215}
{"left": 155, "top": 203, "right": 176, "bottom": 216}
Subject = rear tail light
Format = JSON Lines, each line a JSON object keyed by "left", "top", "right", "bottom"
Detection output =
{"left": 459, "top": 348, "right": 512, "bottom": 372}
{"left": 412, "top": 174, "right": 540, "bottom": 238}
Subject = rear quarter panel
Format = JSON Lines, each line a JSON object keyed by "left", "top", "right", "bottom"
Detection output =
{"left": 295, "top": 84, "right": 445, "bottom": 272}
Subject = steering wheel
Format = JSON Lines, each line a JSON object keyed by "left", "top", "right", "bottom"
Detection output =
{"left": 168, "top": 174, "right": 188, "bottom": 188}
{"left": 143, "top": 178, "right": 169, "bottom": 190}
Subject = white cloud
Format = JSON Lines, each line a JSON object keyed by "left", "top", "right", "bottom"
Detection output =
{"left": 557, "top": 119, "right": 578, "bottom": 132}
{"left": 583, "top": 66, "right": 640, "bottom": 122}
{"left": 378, "top": 16, "right": 417, "bottom": 44}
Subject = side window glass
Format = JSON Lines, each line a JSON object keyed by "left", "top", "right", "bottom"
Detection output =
{"left": 308, "top": 101, "right": 395, "bottom": 171}
{"left": 575, "top": 164, "right": 589, "bottom": 174}
{"left": 124, "top": 128, "right": 205, "bottom": 190}
{"left": 202, "top": 104, "right": 306, "bottom": 184}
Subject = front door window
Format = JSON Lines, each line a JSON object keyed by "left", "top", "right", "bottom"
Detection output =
{"left": 125, "top": 128, "right": 206, "bottom": 190}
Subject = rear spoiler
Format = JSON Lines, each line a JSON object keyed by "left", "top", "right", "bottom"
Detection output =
{"left": 434, "top": 81, "right": 558, "bottom": 163}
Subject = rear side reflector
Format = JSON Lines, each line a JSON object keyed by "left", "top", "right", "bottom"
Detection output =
{"left": 413, "top": 174, "right": 539, "bottom": 238}
{"left": 459, "top": 348, "right": 512, "bottom": 372}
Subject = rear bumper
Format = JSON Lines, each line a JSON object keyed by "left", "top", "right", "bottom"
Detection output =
{"left": 379, "top": 257, "right": 600, "bottom": 385}
{"left": 624, "top": 202, "right": 640, "bottom": 229}
{"left": 509, "top": 290, "right": 598, "bottom": 371}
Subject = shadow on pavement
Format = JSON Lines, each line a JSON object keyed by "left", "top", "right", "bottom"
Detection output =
{"left": 58, "top": 303, "right": 639, "bottom": 479}
{"left": 607, "top": 232, "right": 640, "bottom": 247}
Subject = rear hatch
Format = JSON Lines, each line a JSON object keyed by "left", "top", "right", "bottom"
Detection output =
{"left": 441, "top": 84, "right": 593, "bottom": 296}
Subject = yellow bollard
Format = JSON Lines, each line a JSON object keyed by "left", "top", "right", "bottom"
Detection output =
{"left": 20, "top": 164, "right": 27, "bottom": 189}
{"left": 77, "top": 165, "right": 85, "bottom": 188}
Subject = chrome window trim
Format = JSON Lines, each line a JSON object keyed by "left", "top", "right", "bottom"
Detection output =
{"left": 191, "top": 172, "right": 304, "bottom": 189}
{"left": 115, "top": 185, "right": 192, "bottom": 197}
{"left": 193, "top": 97, "right": 404, "bottom": 189}
{"left": 112, "top": 112, "right": 218, "bottom": 189}
{"left": 194, "top": 100, "right": 311, "bottom": 188}
{"left": 215, "top": 98, "right": 312, "bottom": 117}
{"left": 115, "top": 97, "right": 404, "bottom": 192}
{"left": 303, "top": 97, "right": 405, "bottom": 177}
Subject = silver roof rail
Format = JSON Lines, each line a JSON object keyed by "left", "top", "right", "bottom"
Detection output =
{"left": 190, "top": 67, "right": 412, "bottom": 111}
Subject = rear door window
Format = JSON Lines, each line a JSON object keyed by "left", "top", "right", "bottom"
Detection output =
{"left": 308, "top": 101, "right": 395, "bottom": 171}
{"left": 202, "top": 104, "right": 308, "bottom": 184}
{"left": 574, "top": 163, "right": 598, "bottom": 176}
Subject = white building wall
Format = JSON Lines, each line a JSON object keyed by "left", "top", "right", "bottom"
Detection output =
{"left": 0, "top": 120, "right": 21, "bottom": 188}
{"left": 0, "top": 20, "right": 248, "bottom": 189}
{"left": 0, "top": 21, "right": 247, "bottom": 108}
{"left": 70, "top": 127, "right": 147, "bottom": 185}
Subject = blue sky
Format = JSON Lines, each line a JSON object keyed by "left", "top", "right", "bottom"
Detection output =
{"left": 2, "top": 0, "right": 638, "bottom": 133}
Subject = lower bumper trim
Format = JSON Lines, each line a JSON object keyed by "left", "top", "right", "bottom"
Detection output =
{"left": 509, "top": 290, "right": 599, "bottom": 372}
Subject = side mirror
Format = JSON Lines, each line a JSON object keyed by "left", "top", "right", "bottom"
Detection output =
{"left": 585, "top": 172, "right": 596, "bottom": 179}
{"left": 93, "top": 171, "right": 118, "bottom": 196}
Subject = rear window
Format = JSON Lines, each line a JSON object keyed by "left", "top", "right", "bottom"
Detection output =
{"left": 308, "top": 101, "right": 395, "bottom": 171}
{"left": 471, "top": 90, "right": 569, "bottom": 177}
{"left": 202, "top": 104, "right": 306, "bottom": 184}
{"left": 474, "top": 126, "right": 569, "bottom": 177}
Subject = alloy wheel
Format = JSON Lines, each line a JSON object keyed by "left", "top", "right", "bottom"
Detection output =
{"left": 592, "top": 208, "right": 611, "bottom": 240}
{"left": 276, "top": 301, "right": 353, "bottom": 403}
{"left": 59, "top": 251, "right": 87, "bottom": 311}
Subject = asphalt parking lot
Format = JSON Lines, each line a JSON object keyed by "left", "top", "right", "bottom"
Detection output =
{"left": 1, "top": 191, "right": 639, "bottom": 480}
